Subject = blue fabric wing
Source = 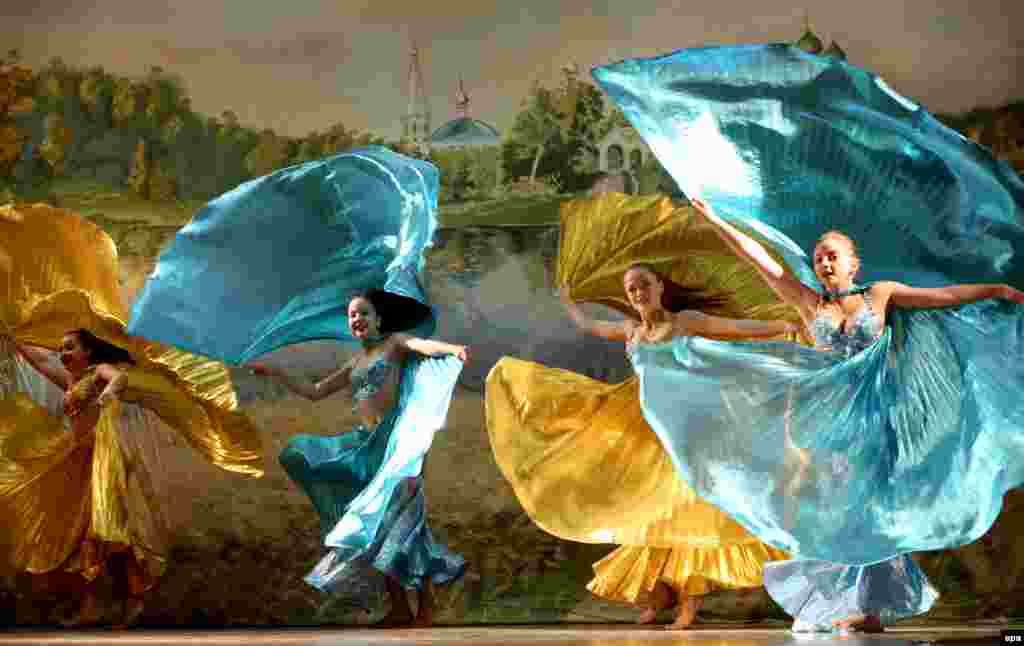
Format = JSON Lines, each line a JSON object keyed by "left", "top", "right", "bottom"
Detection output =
{"left": 593, "top": 44, "right": 1024, "bottom": 290}
{"left": 127, "top": 146, "right": 440, "bottom": 364}
{"left": 592, "top": 44, "right": 1024, "bottom": 565}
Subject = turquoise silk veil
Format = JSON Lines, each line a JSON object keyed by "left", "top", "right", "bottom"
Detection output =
{"left": 593, "top": 44, "right": 1024, "bottom": 565}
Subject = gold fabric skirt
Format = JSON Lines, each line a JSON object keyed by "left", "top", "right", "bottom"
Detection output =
{"left": 486, "top": 357, "right": 789, "bottom": 604}
{"left": 0, "top": 394, "right": 165, "bottom": 590}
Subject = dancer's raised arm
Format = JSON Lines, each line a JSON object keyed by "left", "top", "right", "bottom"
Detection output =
{"left": 249, "top": 360, "right": 354, "bottom": 402}
{"left": 396, "top": 334, "right": 470, "bottom": 361}
{"left": 875, "top": 281, "right": 1024, "bottom": 310}
{"left": 561, "top": 287, "right": 631, "bottom": 341}
{"left": 676, "top": 310, "right": 798, "bottom": 340}
{"left": 690, "top": 198, "right": 817, "bottom": 316}
{"left": 13, "top": 342, "right": 70, "bottom": 390}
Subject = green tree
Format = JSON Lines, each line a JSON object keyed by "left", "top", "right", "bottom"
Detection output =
{"left": 508, "top": 81, "right": 565, "bottom": 184}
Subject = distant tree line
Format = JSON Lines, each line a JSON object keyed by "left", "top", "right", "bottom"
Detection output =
{"left": 0, "top": 52, "right": 393, "bottom": 203}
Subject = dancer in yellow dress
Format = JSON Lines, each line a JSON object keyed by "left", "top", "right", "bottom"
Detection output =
{"left": 0, "top": 203, "right": 264, "bottom": 627}
{"left": 486, "top": 193, "right": 798, "bottom": 628}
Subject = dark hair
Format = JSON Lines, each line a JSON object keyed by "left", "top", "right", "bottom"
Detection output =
{"left": 70, "top": 329, "right": 135, "bottom": 366}
{"left": 350, "top": 289, "right": 432, "bottom": 334}
{"left": 625, "top": 263, "right": 727, "bottom": 314}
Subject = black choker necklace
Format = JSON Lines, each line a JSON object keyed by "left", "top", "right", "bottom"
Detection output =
{"left": 822, "top": 285, "right": 869, "bottom": 303}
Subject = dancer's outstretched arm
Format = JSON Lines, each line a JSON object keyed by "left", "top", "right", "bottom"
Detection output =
{"left": 689, "top": 198, "right": 817, "bottom": 315}
{"left": 676, "top": 310, "right": 799, "bottom": 340}
{"left": 395, "top": 334, "right": 470, "bottom": 361}
{"left": 560, "top": 287, "right": 631, "bottom": 341}
{"left": 875, "top": 281, "right": 1024, "bottom": 310}
{"left": 12, "top": 342, "right": 70, "bottom": 390}
{"left": 248, "top": 359, "right": 354, "bottom": 401}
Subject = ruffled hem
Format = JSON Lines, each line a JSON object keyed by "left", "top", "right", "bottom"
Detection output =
{"left": 587, "top": 542, "right": 789, "bottom": 603}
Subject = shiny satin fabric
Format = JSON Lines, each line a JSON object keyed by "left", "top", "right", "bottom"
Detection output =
{"left": 763, "top": 556, "right": 938, "bottom": 631}
{"left": 592, "top": 44, "right": 1024, "bottom": 564}
{"left": 126, "top": 146, "right": 441, "bottom": 365}
{"left": 592, "top": 44, "right": 1024, "bottom": 290}
{"left": 0, "top": 203, "right": 262, "bottom": 582}
{"left": 486, "top": 194, "right": 792, "bottom": 602}
{"left": 631, "top": 299, "right": 1024, "bottom": 564}
{"left": 283, "top": 355, "right": 466, "bottom": 595}
{"left": 0, "top": 387, "right": 168, "bottom": 588}
{"left": 557, "top": 193, "right": 803, "bottom": 335}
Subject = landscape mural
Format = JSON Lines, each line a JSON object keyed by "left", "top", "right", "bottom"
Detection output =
{"left": 1, "top": 0, "right": 1023, "bottom": 629}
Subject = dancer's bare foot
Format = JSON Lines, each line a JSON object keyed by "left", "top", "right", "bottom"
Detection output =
{"left": 61, "top": 593, "right": 105, "bottom": 627}
{"left": 664, "top": 595, "right": 702, "bottom": 631}
{"left": 374, "top": 606, "right": 414, "bottom": 628}
{"left": 111, "top": 597, "right": 144, "bottom": 630}
{"left": 832, "top": 613, "right": 883, "bottom": 633}
{"left": 411, "top": 579, "right": 434, "bottom": 628}
{"left": 637, "top": 581, "right": 675, "bottom": 625}
{"left": 376, "top": 575, "right": 414, "bottom": 628}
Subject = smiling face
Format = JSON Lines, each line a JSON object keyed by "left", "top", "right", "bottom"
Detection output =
{"left": 813, "top": 234, "right": 859, "bottom": 291}
{"left": 623, "top": 266, "right": 665, "bottom": 315}
{"left": 60, "top": 332, "right": 92, "bottom": 374}
{"left": 348, "top": 297, "right": 382, "bottom": 340}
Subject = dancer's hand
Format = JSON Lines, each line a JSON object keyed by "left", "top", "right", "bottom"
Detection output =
{"left": 247, "top": 362, "right": 278, "bottom": 377}
{"left": 999, "top": 284, "right": 1024, "bottom": 305}
{"left": 690, "top": 196, "right": 714, "bottom": 219}
{"left": 97, "top": 376, "right": 124, "bottom": 407}
{"left": 455, "top": 346, "right": 470, "bottom": 363}
{"left": 559, "top": 285, "right": 573, "bottom": 305}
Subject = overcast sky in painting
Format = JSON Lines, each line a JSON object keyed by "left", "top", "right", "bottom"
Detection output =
{"left": 3, "top": 0, "right": 1021, "bottom": 140}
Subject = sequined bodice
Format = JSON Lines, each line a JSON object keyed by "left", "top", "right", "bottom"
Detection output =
{"left": 351, "top": 353, "right": 397, "bottom": 402}
{"left": 63, "top": 367, "right": 101, "bottom": 418}
{"left": 811, "top": 292, "right": 883, "bottom": 357}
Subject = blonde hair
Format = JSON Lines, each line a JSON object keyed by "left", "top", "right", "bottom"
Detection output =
{"left": 815, "top": 230, "right": 860, "bottom": 275}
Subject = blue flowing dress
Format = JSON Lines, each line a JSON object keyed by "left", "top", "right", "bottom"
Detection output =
{"left": 285, "top": 351, "right": 466, "bottom": 595}
{"left": 591, "top": 44, "right": 1024, "bottom": 629}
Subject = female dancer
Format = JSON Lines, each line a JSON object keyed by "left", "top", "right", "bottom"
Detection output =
{"left": 249, "top": 289, "right": 469, "bottom": 628}
{"left": 0, "top": 204, "right": 263, "bottom": 628}
{"left": 487, "top": 193, "right": 796, "bottom": 629}
{"left": 689, "top": 196, "right": 1023, "bottom": 631}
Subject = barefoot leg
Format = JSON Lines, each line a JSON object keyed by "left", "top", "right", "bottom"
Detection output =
{"left": 832, "top": 613, "right": 884, "bottom": 633}
{"left": 375, "top": 575, "right": 414, "bottom": 628}
{"left": 62, "top": 585, "right": 104, "bottom": 627}
{"left": 637, "top": 581, "right": 675, "bottom": 625}
{"left": 664, "top": 593, "right": 702, "bottom": 631}
{"left": 412, "top": 578, "right": 434, "bottom": 628}
{"left": 111, "top": 555, "right": 151, "bottom": 630}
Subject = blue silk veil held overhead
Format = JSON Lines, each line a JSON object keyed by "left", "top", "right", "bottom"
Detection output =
{"left": 127, "top": 146, "right": 439, "bottom": 364}
{"left": 592, "top": 45, "right": 1024, "bottom": 567}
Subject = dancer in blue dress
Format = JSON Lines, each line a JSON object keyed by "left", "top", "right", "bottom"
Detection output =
{"left": 249, "top": 289, "right": 469, "bottom": 627}
{"left": 124, "top": 146, "right": 467, "bottom": 625}
{"left": 590, "top": 43, "right": 1024, "bottom": 632}
{"left": 688, "top": 197, "right": 1022, "bottom": 631}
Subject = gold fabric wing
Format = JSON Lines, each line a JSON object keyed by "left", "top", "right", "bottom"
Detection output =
{"left": 557, "top": 193, "right": 801, "bottom": 334}
{"left": 1, "top": 204, "right": 262, "bottom": 475}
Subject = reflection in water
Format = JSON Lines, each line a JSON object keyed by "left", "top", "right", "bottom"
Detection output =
{"left": 428, "top": 226, "right": 632, "bottom": 391}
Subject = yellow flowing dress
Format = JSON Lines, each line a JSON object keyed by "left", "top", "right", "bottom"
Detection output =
{"left": 486, "top": 194, "right": 799, "bottom": 604}
{"left": 0, "top": 203, "right": 263, "bottom": 593}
